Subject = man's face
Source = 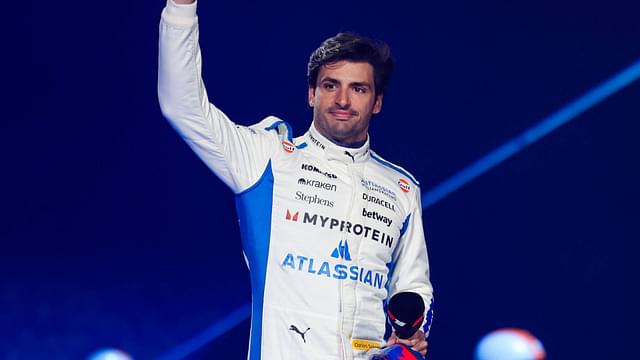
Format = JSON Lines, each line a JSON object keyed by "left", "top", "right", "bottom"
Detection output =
{"left": 308, "top": 60, "right": 383, "bottom": 145}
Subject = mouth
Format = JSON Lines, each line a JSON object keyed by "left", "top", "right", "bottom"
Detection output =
{"left": 329, "top": 110, "right": 357, "bottom": 120}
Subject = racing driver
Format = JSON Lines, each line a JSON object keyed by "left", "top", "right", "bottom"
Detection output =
{"left": 158, "top": 0, "right": 434, "bottom": 358}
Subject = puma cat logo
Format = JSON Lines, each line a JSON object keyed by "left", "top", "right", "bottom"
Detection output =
{"left": 289, "top": 325, "right": 311, "bottom": 343}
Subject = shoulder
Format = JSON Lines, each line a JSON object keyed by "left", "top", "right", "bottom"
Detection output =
{"left": 250, "top": 115, "right": 307, "bottom": 154}
{"left": 250, "top": 116, "right": 287, "bottom": 135}
{"left": 368, "top": 150, "right": 420, "bottom": 191}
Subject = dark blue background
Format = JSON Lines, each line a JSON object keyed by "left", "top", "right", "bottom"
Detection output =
{"left": 7, "top": 0, "right": 640, "bottom": 358}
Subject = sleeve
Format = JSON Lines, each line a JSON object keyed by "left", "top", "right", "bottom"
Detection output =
{"left": 157, "top": 0, "right": 278, "bottom": 193}
{"left": 387, "top": 186, "right": 435, "bottom": 337}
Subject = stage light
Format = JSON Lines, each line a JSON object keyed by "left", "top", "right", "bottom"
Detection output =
{"left": 475, "top": 328, "right": 546, "bottom": 360}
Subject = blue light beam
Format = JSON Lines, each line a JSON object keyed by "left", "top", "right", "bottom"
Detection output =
{"left": 421, "top": 57, "right": 640, "bottom": 208}
{"left": 154, "top": 303, "right": 251, "bottom": 360}
{"left": 156, "top": 57, "right": 640, "bottom": 360}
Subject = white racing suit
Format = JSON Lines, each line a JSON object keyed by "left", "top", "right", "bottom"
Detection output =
{"left": 158, "top": 1, "right": 434, "bottom": 359}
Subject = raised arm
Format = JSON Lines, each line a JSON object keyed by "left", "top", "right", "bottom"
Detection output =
{"left": 158, "top": 0, "right": 279, "bottom": 193}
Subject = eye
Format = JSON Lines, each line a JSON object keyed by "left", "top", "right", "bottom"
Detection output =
{"left": 323, "top": 82, "right": 337, "bottom": 90}
{"left": 353, "top": 86, "right": 368, "bottom": 93}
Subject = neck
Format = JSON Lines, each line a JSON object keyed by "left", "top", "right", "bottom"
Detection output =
{"left": 330, "top": 138, "right": 367, "bottom": 148}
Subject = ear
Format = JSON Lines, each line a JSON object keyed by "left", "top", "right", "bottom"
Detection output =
{"left": 308, "top": 87, "right": 316, "bottom": 107}
{"left": 372, "top": 94, "right": 384, "bottom": 114}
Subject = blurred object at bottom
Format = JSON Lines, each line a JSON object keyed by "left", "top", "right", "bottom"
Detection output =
{"left": 369, "top": 343, "right": 425, "bottom": 360}
{"left": 475, "top": 328, "right": 546, "bottom": 360}
{"left": 86, "top": 348, "right": 133, "bottom": 360}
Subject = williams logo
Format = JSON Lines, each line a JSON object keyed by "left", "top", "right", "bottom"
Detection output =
{"left": 361, "top": 179, "right": 397, "bottom": 201}
{"left": 298, "top": 178, "right": 337, "bottom": 192}
{"left": 398, "top": 178, "right": 411, "bottom": 193}
{"left": 362, "top": 208, "right": 393, "bottom": 227}
{"left": 301, "top": 163, "right": 337, "bottom": 179}
{"left": 282, "top": 140, "right": 295, "bottom": 153}
{"left": 295, "top": 191, "right": 334, "bottom": 208}
{"left": 281, "top": 240, "right": 385, "bottom": 289}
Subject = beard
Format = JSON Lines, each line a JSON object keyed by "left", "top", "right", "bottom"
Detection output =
{"left": 313, "top": 109, "right": 370, "bottom": 145}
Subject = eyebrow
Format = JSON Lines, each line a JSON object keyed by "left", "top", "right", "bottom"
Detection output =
{"left": 321, "top": 77, "right": 372, "bottom": 89}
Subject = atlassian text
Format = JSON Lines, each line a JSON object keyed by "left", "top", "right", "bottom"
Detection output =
{"left": 281, "top": 253, "right": 385, "bottom": 289}
{"left": 302, "top": 212, "right": 394, "bottom": 248}
{"left": 362, "top": 193, "right": 395, "bottom": 212}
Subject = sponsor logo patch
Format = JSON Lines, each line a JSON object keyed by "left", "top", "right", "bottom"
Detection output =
{"left": 289, "top": 325, "right": 310, "bottom": 343}
{"left": 361, "top": 179, "right": 397, "bottom": 201}
{"left": 308, "top": 132, "right": 325, "bottom": 150}
{"left": 281, "top": 240, "right": 385, "bottom": 289}
{"left": 298, "top": 177, "right": 337, "bottom": 192}
{"left": 295, "top": 191, "right": 334, "bottom": 208}
{"left": 282, "top": 140, "right": 295, "bottom": 153}
{"left": 362, "top": 193, "right": 396, "bottom": 212}
{"left": 331, "top": 240, "right": 351, "bottom": 260}
{"left": 286, "top": 209, "right": 300, "bottom": 222}
{"left": 398, "top": 178, "right": 411, "bottom": 193}
{"left": 351, "top": 339, "right": 382, "bottom": 351}
{"left": 285, "top": 210, "right": 394, "bottom": 248}
{"left": 301, "top": 163, "right": 337, "bottom": 179}
{"left": 362, "top": 208, "right": 393, "bottom": 227}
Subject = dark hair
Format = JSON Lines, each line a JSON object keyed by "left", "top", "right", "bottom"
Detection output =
{"left": 307, "top": 32, "right": 394, "bottom": 96}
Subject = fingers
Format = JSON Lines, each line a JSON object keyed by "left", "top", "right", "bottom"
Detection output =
{"left": 395, "top": 339, "right": 428, "bottom": 356}
{"left": 413, "top": 339, "right": 428, "bottom": 356}
{"left": 387, "top": 331, "right": 428, "bottom": 356}
{"left": 397, "top": 330, "right": 428, "bottom": 356}
{"left": 385, "top": 332, "right": 398, "bottom": 346}
{"left": 395, "top": 338, "right": 416, "bottom": 346}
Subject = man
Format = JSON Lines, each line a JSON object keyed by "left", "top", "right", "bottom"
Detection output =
{"left": 158, "top": 1, "right": 434, "bottom": 358}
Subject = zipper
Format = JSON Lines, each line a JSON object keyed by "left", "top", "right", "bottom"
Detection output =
{"left": 338, "top": 161, "right": 360, "bottom": 359}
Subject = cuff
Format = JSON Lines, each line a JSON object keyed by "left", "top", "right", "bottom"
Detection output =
{"left": 161, "top": 0, "right": 198, "bottom": 27}
{"left": 421, "top": 298, "right": 434, "bottom": 338}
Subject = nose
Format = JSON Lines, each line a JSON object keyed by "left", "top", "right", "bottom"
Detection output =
{"left": 335, "top": 88, "right": 350, "bottom": 108}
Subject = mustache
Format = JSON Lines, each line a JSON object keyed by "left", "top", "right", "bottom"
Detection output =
{"left": 328, "top": 106, "right": 359, "bottom": 116}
